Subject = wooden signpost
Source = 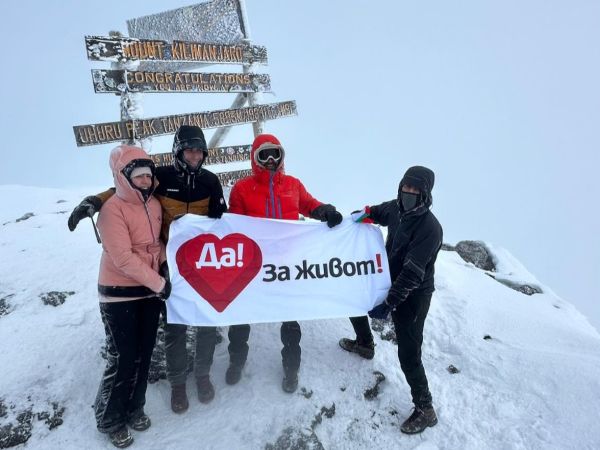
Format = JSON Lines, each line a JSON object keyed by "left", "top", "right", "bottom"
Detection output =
{"left": 150, "top": 144, "right": 251, "bottom": 167}
{"left": 91, "top": 69, "right": 271, "bottom": 93}
{"left": 74, "top": 0, "right": 297, "bottom": 188}
{"left": 74, "top": 101, "right": 297, "bottom": 146}
{"left": 85, "top": 36, "right": 268, "bottom": 65}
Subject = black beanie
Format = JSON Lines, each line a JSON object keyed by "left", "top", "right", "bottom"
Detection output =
{"left": 173, "top": 125, "right": 207, "bottom": 153}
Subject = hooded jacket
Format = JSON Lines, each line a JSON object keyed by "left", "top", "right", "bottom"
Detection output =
{"left": 228, "top": 134, "right": 323, "bottom": 219}
{"left": 368, "top": 166, "right": 443, "bottom": 304}
{"left": 96, "top": 145, "right": 166, "bottom": 300}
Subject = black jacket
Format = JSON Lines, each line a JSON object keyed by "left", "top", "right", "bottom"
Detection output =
{"left": 153, "top": 165, "right": 227, "bottom": 240}
{"left": 370, "top": 200, "right": 443, "bottom": 305}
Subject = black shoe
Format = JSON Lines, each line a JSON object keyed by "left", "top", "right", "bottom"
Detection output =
{"left": 225, "top": 363, "right": 243, "bottom": 385}
{"left": 400, "top": 406, "right": 438, "bottom": 434}
{"left": 282, "top": 371, "right": 298, "bottom": 393}
{"left": 197, "top": 375, "right": 215, "bottom": 403}
{"left": 108, "top": 426, "right": 134, "bottom": 448}
{"left": 170, "top": 383, "right": 189, "bottom": 413}
{"left": 128, "top": 413, "right": 151, "bottom": 431}
{"left": 338, "top": 338, "right": 375, "bottom": 360}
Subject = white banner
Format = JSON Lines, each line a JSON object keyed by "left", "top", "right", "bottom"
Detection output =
{"left": 166, "top": 213, "right": 391, "bottom": 326}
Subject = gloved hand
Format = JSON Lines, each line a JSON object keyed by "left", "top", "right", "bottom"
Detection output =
{"left": 158, "top": 278, "right": 172, "bottom": 301}
{"left": 324, "top": 209, "right": 343, "bottom": 228}
{"left": 351, "top": 206, "right": 374, "bottom": 224}
{"left": 368, "top": 301, "right": 391, "bottom": 320}
{"left": 208, "top": 210, "right": 224, "bottom": 219}
{"left": 67, "top": 196, "right": 102, "bottom": 231}
{"left": 310, "top": 204, "right": 343, "bottom": 228}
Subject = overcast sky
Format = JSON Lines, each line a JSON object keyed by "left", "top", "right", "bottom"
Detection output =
{"left": 1, "top": 0, "right": 598, "bottom": 330}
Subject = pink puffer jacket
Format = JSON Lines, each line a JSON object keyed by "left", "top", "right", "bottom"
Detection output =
{"left": 97, "top": 145, "right": 165, "bottom": 300}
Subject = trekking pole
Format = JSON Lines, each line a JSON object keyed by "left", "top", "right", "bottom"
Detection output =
{"left": 90, "top": 216, "right": 101, "bottom": 244}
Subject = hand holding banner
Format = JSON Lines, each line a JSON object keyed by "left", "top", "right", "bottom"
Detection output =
{"left": 166, "top": 213, "right": 391, "bottom": 326}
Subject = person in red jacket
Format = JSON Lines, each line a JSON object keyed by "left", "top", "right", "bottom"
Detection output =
{"left": 228, "top": 133, "right": 343, "bottom": 393}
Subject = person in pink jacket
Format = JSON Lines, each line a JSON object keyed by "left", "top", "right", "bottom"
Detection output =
{"left": 94, "top": 145, "right": 170, "bottom": 449}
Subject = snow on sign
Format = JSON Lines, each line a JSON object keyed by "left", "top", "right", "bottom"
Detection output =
{"left": 73, "top": 101, "right": 297, "bottom": 146}
{"left": 127, "top": 0, "right": 245, "bottom": 72}
{"left": 85, "top": 35, "right": 267, "bottom": 65}
{"left": 150, "top": 144, "right": 251, "bottom": 167}
{"left": 91, "top": 69, "right": 271, "bottom": 94}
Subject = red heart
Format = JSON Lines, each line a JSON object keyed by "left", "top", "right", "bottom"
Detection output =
{"left": 176, "top": 233, "right": 263, "bottom": 312}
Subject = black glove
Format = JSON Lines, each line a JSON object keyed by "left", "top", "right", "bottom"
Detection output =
{"left": 325, "top": 209, "right": 343, "bottom": 228}
{"left": 311, "top": 204, "right": 343, "bottom": 228}
{"left": 158, "top": 278, "right": 172, "bottom": 301}
{"left": 368, "top": 302, "right": 391, "bottom": 320}
{"left": 207, "top": 210, "right": 224, "bottom": 219}
{"left": 67, "top": 196, "right": 102, "bottom": 231}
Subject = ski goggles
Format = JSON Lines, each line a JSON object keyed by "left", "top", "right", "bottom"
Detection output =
{"left": 255, "top": 145, "right": 283, "bottom": 165}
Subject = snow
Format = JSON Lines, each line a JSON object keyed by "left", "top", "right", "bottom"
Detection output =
{"left": 1, "top": 185, "right": 599, "bottom": 449}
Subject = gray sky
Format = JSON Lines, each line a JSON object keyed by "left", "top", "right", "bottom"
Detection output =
{"left": 1, "top": 0, "right": 598, "bottom": 330}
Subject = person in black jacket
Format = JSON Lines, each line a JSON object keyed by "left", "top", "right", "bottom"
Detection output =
{"left": 339, "top": 166, "right": 443, "bottom": 435}
{"left": 67, "top": 126, "right": 246, "bottom": 414}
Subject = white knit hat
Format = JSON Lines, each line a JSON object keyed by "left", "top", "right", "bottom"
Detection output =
{"left": 130, "top": 166, "right": 153, "bottom": 178}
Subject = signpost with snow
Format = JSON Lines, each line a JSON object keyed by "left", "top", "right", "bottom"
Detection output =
{"left": 73, "top": 0, "right": 297, "bottom": 186}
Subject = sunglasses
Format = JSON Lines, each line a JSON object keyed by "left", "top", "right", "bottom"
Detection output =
{"left": 256, "top": 146, "right": 282, "bottom": 164}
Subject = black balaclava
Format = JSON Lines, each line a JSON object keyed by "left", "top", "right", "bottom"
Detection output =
{"left": 397, "top": 166, "right": 436, "bottom": 214}
{"left": 122, "top": 159, "right": 156, "bottom": 201}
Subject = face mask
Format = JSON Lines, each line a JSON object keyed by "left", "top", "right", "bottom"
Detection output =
{"left": 400, "top": 192, "right": 420, "bottom": 211}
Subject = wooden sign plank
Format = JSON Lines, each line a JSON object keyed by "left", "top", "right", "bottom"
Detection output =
{"left": 73, "top": 101, "right": 297, "bottom": 146}
{"left": 217, "top": 169, "right": 252, "bottom": 188}
{"left": 92, "top": 69, "right": 271, "bottom": 94}
{"left": 85, "top": 35, "right": 267, "bottom": 65}
{"left": 150, "top": 145, "right": 251, "bottom": 167}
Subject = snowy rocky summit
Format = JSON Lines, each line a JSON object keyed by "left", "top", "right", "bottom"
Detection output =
{"left": 1, "top": 185, "right": 599, "bottom": 450}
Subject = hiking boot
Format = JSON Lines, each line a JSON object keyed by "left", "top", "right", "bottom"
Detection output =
{"left": 170, "top": 383, "right": 189, "bottom": 413}
{"left": 197, "top": 375, "right": 215, "bottom": 403}
{"left": 282, "top": 370, "right": 298, "bottom": 393}
{"left": 338, "top": 338, "right": 375, "bottom": 360}
{"left": 128, "top": 413, "right": 151, "bottom": 431}
{"left": 108, "top": 426, "right": 133, "bottom": 448}
{"left": 225, "top": 363, "right": 243, "bottom": 385}
{"left": 400, "top": 405, "right": 438, "bottom": 434}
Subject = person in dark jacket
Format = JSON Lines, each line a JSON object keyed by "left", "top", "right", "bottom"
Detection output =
{"left": 228, "top": 133, "right": 343, "bottom": 393}
{"left": 68, "top": 126, "right": 236, "bottom": 414}
{"left": 339, "top": 166, "right": 443, "bottom": 435}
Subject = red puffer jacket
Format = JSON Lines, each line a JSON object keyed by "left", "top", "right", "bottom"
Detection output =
{"left": 228, "top": 134, "right": 323, "bottom": 219}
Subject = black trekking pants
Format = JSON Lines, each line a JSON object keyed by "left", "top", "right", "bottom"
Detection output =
{"left": 391, "top": 292, "right": 433, "bottom": 408}
{"left": 94, "top": 297, "right": 163, "bottom": 433}
{"left": 165, "top": 323, "right": 250, "bottom": 385}
{"left": 234, "top": 321, "right": 301, "bottom": 373}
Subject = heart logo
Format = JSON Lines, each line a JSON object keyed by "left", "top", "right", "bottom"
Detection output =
{"left": 176, "top": 233, "right": 263, "bottom": 312}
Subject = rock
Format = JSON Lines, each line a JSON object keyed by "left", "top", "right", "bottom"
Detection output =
{"left": 483, "top": 335, "right": 492, "bottom": 340}
{"left": 447, "top": 365, "right": 460, "bottom": 374}
{"left": 265, "top": 426, "right": 325, "bottom": 450}
{"left": 300, "top": 388, "right": 313, "bottom": 399}
{"left": 0, "top": 409, "right": 32, "bottom": 449}
{"left": 15, "top": 213, "right": 34, "bottom": 223}
{"left": 371, "top": 318, "right": 396, "bottom": 344}
{"left": 39, "top": 291, "right": 75, "bottom": 307}
{"left": 487, "top": 275, "right": 543, "bottom": 296}
{"left": 0, "top": 295, "right": 14, "bottom": 317}
{"left": 363, "top": 371, "right": 386, "bottom": 400}
{"left": 441, "top": 243, "right": 456, "bottom": 251}
{"left": 455, "top": 240, "right": 496, "bottom": 271}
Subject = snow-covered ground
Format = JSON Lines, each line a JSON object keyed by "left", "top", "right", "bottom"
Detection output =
{"left": 1, "top": 185, "right": 599, "bottom": 450}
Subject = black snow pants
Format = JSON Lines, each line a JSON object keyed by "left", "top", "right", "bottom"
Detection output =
{"left": 94, "top": 296, "right": 163, "bottom": 433}
{"left": 165, "top": 323, "right": 250, "bottom": 385}
{"left": 349, "top": 292, "right": 433, "bottom": 408}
